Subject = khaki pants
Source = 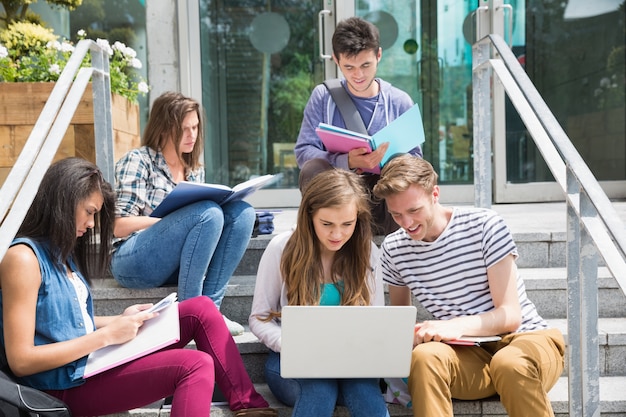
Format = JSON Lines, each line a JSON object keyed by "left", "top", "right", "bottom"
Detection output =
{"left": 407, "top": 328, "right": 565, "bottom": 417}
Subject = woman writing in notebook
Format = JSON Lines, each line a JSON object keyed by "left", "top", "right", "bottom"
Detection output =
{"left": 249, "top": 169, "right": 390, "bottom": 417}
{"left": 111, "top": 91, "right": 255, "bottom": 335}
{"left": 0, "top": 158, "right": 276, "bottom": 417}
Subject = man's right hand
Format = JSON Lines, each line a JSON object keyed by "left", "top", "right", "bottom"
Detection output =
{"left": 347, "top": 142, "right": 389, "bottom": 172}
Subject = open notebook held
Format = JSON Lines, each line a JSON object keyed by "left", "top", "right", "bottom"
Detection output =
{"left": 83, "top": 296, "right": 180, "bottom": 378}
{"left": 316, "top": 103, "right": 425, "bottom": 174}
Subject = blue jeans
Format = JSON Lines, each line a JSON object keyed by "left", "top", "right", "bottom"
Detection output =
{"left": 111, "top": 199, "right": 255, "bottom": 307}
{"left": 264, "top": 351, "right": 390, "bottom": 417}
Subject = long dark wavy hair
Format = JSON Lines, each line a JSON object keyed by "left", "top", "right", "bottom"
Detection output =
{"left": 16, "top": 157, "right": 116, "bottom": 283}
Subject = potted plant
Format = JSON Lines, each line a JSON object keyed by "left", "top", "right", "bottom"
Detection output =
{"left": 0, "top": 20, "right": 149, "bottom": 186}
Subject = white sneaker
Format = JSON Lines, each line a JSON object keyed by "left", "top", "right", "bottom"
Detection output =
{"left": 223, "top": 315, "right": 244, "bottom": 336}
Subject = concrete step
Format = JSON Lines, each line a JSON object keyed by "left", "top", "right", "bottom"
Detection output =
{"left": 517, "top": 266, "right": 626, "bottom": 319}
{"left": 100, "top": 376, "right": 626, "bottom": 417}
{"left": 92, "top": 267, "right": 626, "bottom": 322}
{"left": 221, "top": 267, "right": 626, "bottom": 323}
{"left": 229, "top": 317, "right": 626, "bottom": 383}
{"left": 233, "top": 231, "right": 569, "bottom": 277}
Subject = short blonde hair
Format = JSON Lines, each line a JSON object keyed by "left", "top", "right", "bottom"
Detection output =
{"left": 373, "top": 155, "right": 438, "bottom": 199}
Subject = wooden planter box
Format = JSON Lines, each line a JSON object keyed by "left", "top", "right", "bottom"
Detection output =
{"left": 0, "top": 82, "right": 140, "bottom": 186}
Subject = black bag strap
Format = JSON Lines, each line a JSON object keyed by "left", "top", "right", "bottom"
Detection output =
{"left": 323, "top": 78, "right": 368, "bottom": 134}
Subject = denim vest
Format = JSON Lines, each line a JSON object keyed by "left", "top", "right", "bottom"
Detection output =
{"left": 0, "top": 238, "right": 94, "bottom": 390}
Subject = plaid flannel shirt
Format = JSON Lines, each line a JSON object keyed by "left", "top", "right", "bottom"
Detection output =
{"left": 113, "top": 146, "right": 204, "bottom": 245}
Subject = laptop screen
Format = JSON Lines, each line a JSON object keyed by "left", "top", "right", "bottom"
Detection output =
{"left": 280, "top": 305, "right": 416, "bottom": 378}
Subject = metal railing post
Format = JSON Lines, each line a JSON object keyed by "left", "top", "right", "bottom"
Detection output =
{"left": 90, "top": 43, "right": 115, "bottom": 184}
{"left": 472, "top": 39, "right": 492, "bottom": 208}
{"left": 472, "top": 33, "right": 626, "bottom": 417}
{"left": 567, "top": 170, "right": 601, "bottom": 417}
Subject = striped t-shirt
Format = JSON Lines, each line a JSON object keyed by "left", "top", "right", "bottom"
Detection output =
{"left": 379, "top": 207, "right": 547, "bottom": 333}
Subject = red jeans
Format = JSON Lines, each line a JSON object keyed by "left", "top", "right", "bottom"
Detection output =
{"left": 46, "top": 296, "right": 268, "bottom": 417}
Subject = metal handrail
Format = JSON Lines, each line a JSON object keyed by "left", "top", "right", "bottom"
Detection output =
{"left": 0, "top": 39, "right": 114, "bottom": 262}
{"left": 473, "top": 33, "right": 626, "bottom": 417}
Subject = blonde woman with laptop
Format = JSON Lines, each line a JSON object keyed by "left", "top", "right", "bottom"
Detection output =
{"left": 249, "top": 169, "right": 390, "bottom": 417}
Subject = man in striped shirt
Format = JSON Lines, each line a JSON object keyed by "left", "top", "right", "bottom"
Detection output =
{"left": 373, "top": 155, "right": 565, "bottom": 417}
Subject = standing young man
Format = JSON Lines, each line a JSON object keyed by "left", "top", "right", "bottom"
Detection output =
{"left": 373, "top": 154, "right": 565, "bottom": 417}
{"left": 294, "top": 16, "right": 422, "bottom": 235}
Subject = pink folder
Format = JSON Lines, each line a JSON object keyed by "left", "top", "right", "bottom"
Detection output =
{"left": 315, "top": 126, "right": 379, "bottom": 174}
{"left": 315, "top": 104, "right": 425, "bottom": 175}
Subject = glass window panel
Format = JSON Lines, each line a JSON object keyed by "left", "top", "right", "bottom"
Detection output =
{"left": 199, "top": 0, "right": 322, "bottom": 187}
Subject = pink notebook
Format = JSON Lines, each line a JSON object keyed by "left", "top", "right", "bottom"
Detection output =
{"left": 315, "top": 125, "right": 379, "bottom": 174}
{"left": 83, "top": 302, "right": 180, "bottom": 378}
{"left": 315, "top": 104, "right": 425, "bottom": 175}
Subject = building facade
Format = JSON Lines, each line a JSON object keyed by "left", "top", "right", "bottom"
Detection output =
{"left": 27, "top": 0, "right": 626, "bottom": 206}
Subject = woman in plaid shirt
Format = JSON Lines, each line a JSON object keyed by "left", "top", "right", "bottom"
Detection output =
{"left": 110, "top": 91, "right": 255, "bottom": 336}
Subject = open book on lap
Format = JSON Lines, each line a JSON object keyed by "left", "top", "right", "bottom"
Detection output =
{"left": 444, "top": 335, "right": 502, "bottom": 346}
{"left": 150, "top": 174, "right": 278, "bottom": 218}
{"left": 83, "top": 300, "right": 180, "bottom": 378}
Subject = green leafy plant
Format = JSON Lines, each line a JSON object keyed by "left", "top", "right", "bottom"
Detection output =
{"left": 1, "top": 0, "right": 83, "bottom": 29}
{"left": 0, "top": 22, "right": 148, "bottom": 102}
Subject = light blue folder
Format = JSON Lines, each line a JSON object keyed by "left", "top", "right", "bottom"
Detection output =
{"left": 371, "top": 103, "right": 425, "bottom": 166}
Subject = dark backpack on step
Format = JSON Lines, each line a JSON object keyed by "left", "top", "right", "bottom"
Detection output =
{"left": 0, "top": 361, "right": 71, "bottom": 417}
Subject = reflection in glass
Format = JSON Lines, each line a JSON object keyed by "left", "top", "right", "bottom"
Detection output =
{"left": 195, "top": 0, "right": 625, "bottom": 189}
{"left": 199, "top": 0, "right": 321, "bottom": 188}
{"left": 523, "top": 0, "right": 625, "bottom": 182}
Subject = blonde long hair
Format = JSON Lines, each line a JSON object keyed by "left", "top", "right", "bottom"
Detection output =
{"left": 281, "top": 169, "right": 373, "bottom": 306}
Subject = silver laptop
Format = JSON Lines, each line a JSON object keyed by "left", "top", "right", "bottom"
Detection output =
{"left": 280, "top": 305, "right": 417, "bottom": 378}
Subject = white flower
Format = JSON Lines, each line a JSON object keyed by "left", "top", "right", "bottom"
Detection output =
{"left": 124, "top": 46, "right": 137, "bottom": 59}
{"left": 77, "top": 29, "right": 86, "bottom": 37}
{"left": 138, "top": 81, "right": 149, "bottom": 94}
{"left": 49, "top": 64, "right": 61, "bottom": 75}
{"left": 96, "top": 38, "right": 113, "bottom": 56}
{"left": 113, "top": 41, "right": 137, "bottom": 60}
{"left": 130, "top": 58, "right": 142, "bottom": 69}
{"left": 60, "top": 41, "right": 74, "bottom": 53}
{"left": 0, "top": 45, "right": 7, "bottom": 59}
{"left": 600, "top": 77, "right": 611, "bottom": 88}
{"left": 47, "top": 40, "right": 62, "bottom": 51}
{"left": 112, "top": 41, "right": 126, "bottom": 52}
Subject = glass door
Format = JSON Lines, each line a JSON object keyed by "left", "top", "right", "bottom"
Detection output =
{"left": 194, "top": 0, "right": 478, "bottom": 206}
{"left": 197, "top": 0, "right": 327, "bottom": 206}
{"left": 192, "top": 0, "right": 625, "bottom": 207}
{"left": 494, "top": 0, "right": 626, "bottom": 202}
{"left": 349, "top": 0, "right": 478, "bottom": 202}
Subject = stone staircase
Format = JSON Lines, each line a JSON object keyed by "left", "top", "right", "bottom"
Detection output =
{"left": 90, "top": 207, "right": 626, "bottom": 417}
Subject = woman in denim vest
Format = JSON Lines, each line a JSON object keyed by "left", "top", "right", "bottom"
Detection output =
{"left": 0, "top": 157, "right": 275, "bottom": 417}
